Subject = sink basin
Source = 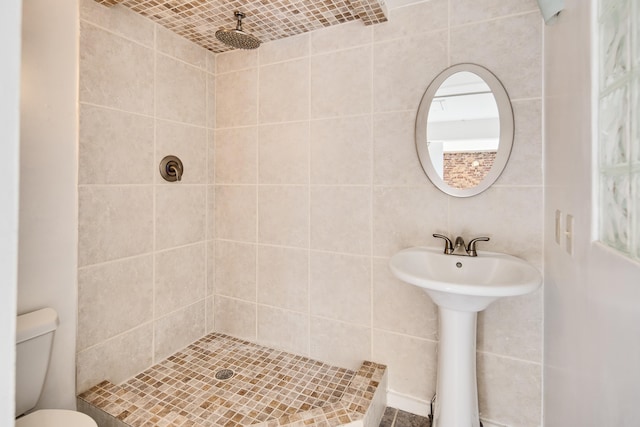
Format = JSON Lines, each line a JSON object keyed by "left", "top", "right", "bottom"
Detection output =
{"left": 389, "top": 246, "right": 542, "bottom": 426}
{"left": 389, "top": 246, "right": 541, "bottom": 311}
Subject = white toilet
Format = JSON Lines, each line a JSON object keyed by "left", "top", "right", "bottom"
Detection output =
{"left": 15, "top": 308, "right": 97, "bottom": 427}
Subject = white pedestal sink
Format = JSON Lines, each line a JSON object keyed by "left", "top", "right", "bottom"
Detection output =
{"left": 389, "top": 247, "right": 542, "bottom": 427}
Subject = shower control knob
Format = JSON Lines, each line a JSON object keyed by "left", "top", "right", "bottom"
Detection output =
{"left": 159, "top": 155, "right": 183, "bottom": 182}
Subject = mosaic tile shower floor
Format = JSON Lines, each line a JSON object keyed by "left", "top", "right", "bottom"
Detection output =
{"left": 78, "top": 332, "right": 386, "bottom": 426}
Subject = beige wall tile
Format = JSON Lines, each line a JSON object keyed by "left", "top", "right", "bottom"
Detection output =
{"left": 450, "top": 0, "right": 539, "bottom": 27}
{"left": 216, "top": 68, "right": 258, "bottom": 128}
{"left": 310, "top": 20, "right": 372, "bottom": 54}
{"left": 372, "top": 329, "right": 437, "bottom": 402}
{"left": 207, "top": 185, "right": 215, "bottom": 240}
{"left": 373, "top": 30, "right": 448, "bottom": 113}
{"left": 80, "top": 0, "right": 154, "bottom": 47}
{"left": 79, "top": 186, "right": 153, "bottom": 266}
{"left": 207, "top": 240, "right": 215, "bottom": 296}
{"left": 155, "top": 243, "right": 206, "bottom": 317}
{"left": 257, "top": 245, "right": 309, "bottom": 312}
{"left": 76, "top": 323, "right": 153, "bottom": 393}
{"left": 214, "top": 185, "right": 257, "bottom": 242}
{"left": 79, "top": 104, "right": 154, "bottom": 185}
{"left": 216, "top": 49, "right": 258, "bottom": 74}
{"left": 214, "top": 296, "right": 257, "bottom": 341}
{"left": 372, "top": 258, "right": 438, "bottom": 340}
{"left": 258, "top": 122, "right": 310, "bottom": 184}
{"left": 309, "top": 316, "right": 371, "bottom": 370}
{"left": 207, "top": 74, "right": 216, "bottom": 129}
{"left": 260, "top": 33, "right": 309, "bottom": 65}
{"left": 155, "top": 25, "right": 207, "bottom": 68}
{"left": 78, "top": 255, "right": 153, "bottom": 351}
{"left": 156, "top": 54, "right": 206, "bottom": 125}
{"left": 257, "top": 305, "right": 309, "bottom": 355}
{"left": 310, "top": 252, "right": 371, "bottom": 326}
{"left": 449, "top": 187, "right": 543, "bottom": 266}
{"left": 206, "top": 296, "right": 215, "bottom": 334}
{"left": 258, "top": 186, "right": 309, "bottom": 247}
{"left": 156, "top": 120, "right": 207, "bottom": 184}
{"left": 214, "top": 127, "right": 257, "bottom": 184}
{"left": 79, "top": 22, "right": 154, "bottom": 114}
{"left": 372, "top": 186, "right": 449, "bottom": 257}
{"left": 450, "top": 12, "right": 542, "bottom": 100}
{"left": 208, "top": 130, "right": 216, "bottom": 184}
{"left": 215, "top": 240, "right": 256, "bottom": 301}
{"left": 310, "top": 116, "right": 372, "bottom": 185}
{"left": 478, "top": 289, "right": 542, "bottom": 362}
{"left": 310, "top": 186, "right": 371, "bottom": 255}
{"left": 373, "top": 0, "right": 448, "bottom": 41}
{"left": 310, "top": 47, "right": 372, "bottom": 118}
{"left": 154, "top": 301, "right": 206, "bottom": 361}
{"left": 259, "top": 58, "right": 309, "bottom": 124}
{"left": 155, "top": 185, "right": 206, "bottom": 250}
{"left": 373, "top": 111, "right": 430, "bottom": 186}
{"left": 477, "top": 353, "right": 541, "bottom": 427}
{"left": 495, "top": 100, "right": 543, "bottom": 186}
{"left": 206, "top": 52, "right": 216, "bottom": 74}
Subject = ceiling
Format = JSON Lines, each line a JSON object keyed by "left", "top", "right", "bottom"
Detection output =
{"left": 93, "top": 0, "right": 394, "bottom": 53}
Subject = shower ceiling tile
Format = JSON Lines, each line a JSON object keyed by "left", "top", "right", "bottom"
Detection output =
{"left": 93, "top": 0, "right": 389, "bottom": 53}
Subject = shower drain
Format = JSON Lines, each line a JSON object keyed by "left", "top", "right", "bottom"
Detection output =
{"left": 214, "top": 368, "right": 234, "bottom": 380}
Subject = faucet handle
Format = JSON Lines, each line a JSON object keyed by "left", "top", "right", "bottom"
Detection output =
{"left": 433, "top": 233, "right": 454, "bottom": 254}
{"left": 466, "top": 236, "right": 490, "bottom": 256}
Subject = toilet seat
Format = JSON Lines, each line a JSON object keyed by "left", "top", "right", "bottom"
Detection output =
{"left": 16, "top": 409, "right": 97, "bottom": 427}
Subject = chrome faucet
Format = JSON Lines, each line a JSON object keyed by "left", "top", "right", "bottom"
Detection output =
{"left": 432, "top": 234, "right": 490, "bottom": 257}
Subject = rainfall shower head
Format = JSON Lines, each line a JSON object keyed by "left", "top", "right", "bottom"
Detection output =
{"left": 215, "top": 11, "right": 261, "bottom": 50}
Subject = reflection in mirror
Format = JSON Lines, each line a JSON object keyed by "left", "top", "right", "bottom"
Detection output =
{"left": 416, "top": 64, "right": 514, "bottom": 198}
{"left": 427, "top": 72, "right": 499, "bottom": 189}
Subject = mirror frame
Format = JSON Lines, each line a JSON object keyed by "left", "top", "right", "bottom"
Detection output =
{"left": 415, "top": 63, "right": 514, "bottom": 197}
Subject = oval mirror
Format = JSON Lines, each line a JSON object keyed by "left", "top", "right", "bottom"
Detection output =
{"left": 415, "top": 63, "right": 514, "bottom": 197}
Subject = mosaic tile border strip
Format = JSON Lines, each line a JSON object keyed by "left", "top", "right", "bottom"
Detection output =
{"left": 92, "top": 0, "right": 388, "bottom": 53}
{"left": 78, "top": 332, "right": 386, "bottom": 427}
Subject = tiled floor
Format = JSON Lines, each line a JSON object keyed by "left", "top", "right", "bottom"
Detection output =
{"left": 378, "top": 407, "right": 430, "bottom": 427}
{"left": 78, "top": 332, "right": 386, "bottom": 426}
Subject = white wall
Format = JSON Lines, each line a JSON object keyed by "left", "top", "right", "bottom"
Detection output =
{"left": 0, "top": 0, "right": 22, "bottom": 422}
{"left": 543, "top": 1, "right": 640, "bottom": 425}
{"left": 18, "top": 0, "right": 79, "bottom": 410}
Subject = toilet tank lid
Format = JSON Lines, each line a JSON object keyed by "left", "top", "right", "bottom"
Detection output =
{"left": 16, "top": 308, "right": 59, "bottom": 344}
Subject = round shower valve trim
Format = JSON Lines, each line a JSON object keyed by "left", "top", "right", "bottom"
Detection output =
{"left": 159, "top": 155, "right": 183, "bottom": 182}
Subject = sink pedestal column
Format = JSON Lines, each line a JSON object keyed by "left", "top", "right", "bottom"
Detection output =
{"left": 432, "top": 307, "right": 480, "bottom": 427}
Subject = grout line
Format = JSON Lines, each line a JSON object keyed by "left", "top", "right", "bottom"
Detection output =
{"left": 475, "top": 348, "right": 544, "bottom": 366}
{"left": 371, "top": 326, "right": 439, "bottom": 345}
{"left": 78, "top": 241, "right": 208, "bottom": 271}
{"left": 204, "top": 54, "right": 210, "bottom": 334}
{"left": 449, "top": 9, "right": 541, "bottom": 30}
{"left": 369, "top": 26, "right": 375, "bottom": 362}
{"left": 78, "top": 100, "right": 208, "bottom": 129}
{"left": 78, "top": 183, "right": 207, "bottom": 189}
{"left": 77, "top": 320, "right": 155, "bottom": 354}
{"left": 307, "top": 32, "right": 313, "bottom": 358}
{"left": 255, "top": 48, "right": 261, "bottom": 342}
{"left": 151, "top": 22, "right": 158, "bottom": 365}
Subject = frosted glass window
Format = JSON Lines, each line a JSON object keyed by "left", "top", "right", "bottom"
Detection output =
{"left": 598, "top": 0, "right": 640, "bottom": 260}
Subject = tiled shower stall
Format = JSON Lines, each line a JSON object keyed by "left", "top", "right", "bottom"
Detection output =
{"left": 76, "top": 0, "right": 544, "bottom": 426}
